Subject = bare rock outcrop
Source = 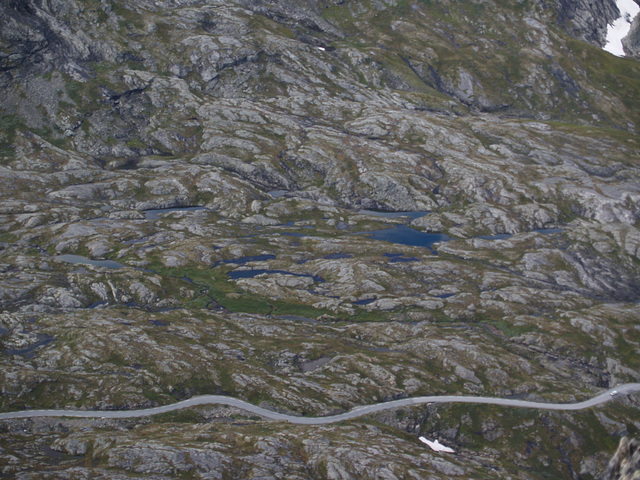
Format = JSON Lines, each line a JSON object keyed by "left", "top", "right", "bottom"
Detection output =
{"left": 605, "top": 437, "right": 640, "bottom": 480}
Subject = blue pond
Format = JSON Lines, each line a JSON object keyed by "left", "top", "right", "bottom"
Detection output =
{"left": 361, "top": 225, "right": 449, "bottom": 251}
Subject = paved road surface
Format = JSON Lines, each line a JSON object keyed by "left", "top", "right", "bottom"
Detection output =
{"left": 0, "top": 384, "right": 638, "bottom": 424}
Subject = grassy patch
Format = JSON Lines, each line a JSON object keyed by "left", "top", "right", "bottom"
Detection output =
{"left": 152, "top": 409, "right": 204, "bottom": 424}
{"left": 0, "top": 115, "right": 22, "bottom": 160}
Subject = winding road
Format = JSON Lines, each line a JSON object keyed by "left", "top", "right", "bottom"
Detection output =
{"left": 1, "top": 384, "right": 638, "bottom": 424}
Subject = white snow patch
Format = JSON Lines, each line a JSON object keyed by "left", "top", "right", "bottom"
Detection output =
{"left": 419, "top": 437, "right": 456, "bottom": 453}
{"left": 604, "top": 0, "right": 640, "bottom": 56}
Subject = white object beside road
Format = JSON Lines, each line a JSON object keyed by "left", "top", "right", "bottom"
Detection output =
{"left": 419, "top": 436, "right": 455, "bottom": 453}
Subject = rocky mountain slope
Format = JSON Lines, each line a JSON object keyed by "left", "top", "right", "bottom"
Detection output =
{"left": 1, "top": 0, "right": 640, "bottom": 479}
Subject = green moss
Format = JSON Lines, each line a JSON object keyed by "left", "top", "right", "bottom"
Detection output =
{"left": 153, "top": 409, "right": 204, "bottom": 424}
{"left": 0, "top": 232, "right": 17, "bottom": 243}
{"left": 614, "top": 335, "right": 640, "bottom": 370}
{"left": 106, "top": 351, "right": 127, "bottom": 367}
{"left": 112, "top": 3, "right": 144, "bottom": 30}
{"left": 125, "top": 138, "right": 148, "bottom": 149}
{"left": 0, "top": 115, "right": 22, "bottom": 160}
{"left": 480, "top": 316, "right": 538, "bottom": 338}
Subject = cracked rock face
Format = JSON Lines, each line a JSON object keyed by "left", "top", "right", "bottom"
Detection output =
{"left": 1, "top": 0, "right": 640, "bottom": 479}
{"left": 605, "top": 437, "right": 640, "bottom": 480}
{"left": 555, "top": 0, "right": 621, "bottom": 47}
{"left": 623, "top": 13, "right": 640, "bottom": 58}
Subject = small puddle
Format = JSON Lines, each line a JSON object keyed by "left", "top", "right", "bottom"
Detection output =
{"left": 358, "top": 210, "right": 430, "bottom": 220}
{"left": 534, "top": 228, "right": 564, "bottom": 234}
{"left": 383, "top": 253, "right": 420, "bottom": 263}
{"left": 123, "top": 236, "right": 150, "bottom": 245}
{"left": 88, "top": 300, "right": 108, "bottom": 309}
{"left": 42, "top": 446, "right": 65, "bottom": 460}
{"left": 353, "top": 298, "right": 376, "bottom": 306}
{"left": 143, "top": 206, "right": 207, "bottom": 220}
{"left": 478, "top": 233, "right": 513, "bottom": 241}
{"left": 324, "top": 253, "right": 352, "bottom": 260}
{"left": 268, "top": 190, "right": 287, "bottom": 198}
{"left": 150, "top": 319, "right": 169, "bottom": 327}
{"left": 57, "top": 254, "right": 126, "bottom": 269}
{"left": 435, "top": 293, "right": 455, "bottom": 299}
{"left": 281, "top": 232, "right": 306, "bottom": 238}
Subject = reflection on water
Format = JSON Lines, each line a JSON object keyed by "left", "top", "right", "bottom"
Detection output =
{"left": 353, "top": 298, "right": 376, "bottom": 305}
{"left": 324, "top": 253, "right": 352, "bottom": 260}
{"left": 268, "top": 190, "right": 287, "bottom": 198}
{"left": 361, "top": 225, "right": 449, "bottom": 251}
{"left": 88, "top": 300, "right": 108, "bottom": 309}
{"left": 478, "top": 233, "right": 513, "bottom": 241}
{"left": 358, "top": 210, "right": 430, "bottom": 220}
{"left": 534, "top": 228, "right": 564, "bottom": 234}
